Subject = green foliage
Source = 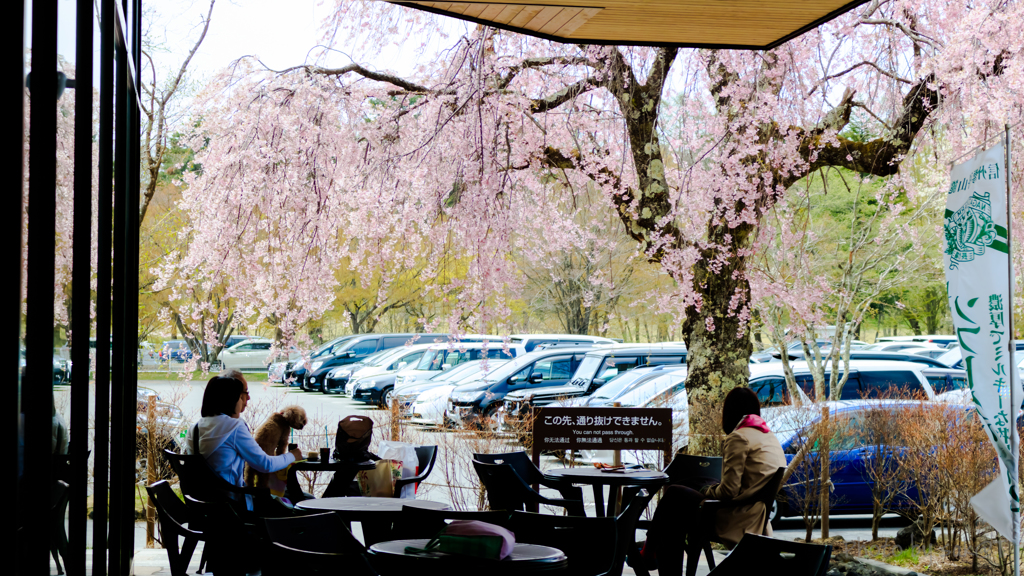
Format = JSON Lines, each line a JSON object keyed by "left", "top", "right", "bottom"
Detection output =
{"left": 158, "top": 129, "right": 204, "bottom": 184}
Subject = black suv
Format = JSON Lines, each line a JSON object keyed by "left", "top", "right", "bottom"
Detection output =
{"left": 284, "top": 335, "right": 360, "bottom": 386}
{"left": 446, "top": 347, "right": 594, "bottom": 429}
{"left": 501, "top": 344, "right": 688, "bottom": 430}
{"left": 301, "top": 334, "right": 447, "bottom": 392}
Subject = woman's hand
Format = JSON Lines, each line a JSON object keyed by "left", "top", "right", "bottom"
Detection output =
{"left": 289, "top": 447, "right": 303, "bottom": 461}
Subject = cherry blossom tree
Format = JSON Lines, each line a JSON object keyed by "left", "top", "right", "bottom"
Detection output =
{"left": 166, "top": 0, "right": 1023, "bottom": 445}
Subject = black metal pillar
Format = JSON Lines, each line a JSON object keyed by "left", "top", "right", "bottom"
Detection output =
{"left": 110, "top": 0, "right": 141, "bottom": 571}
{"left": 70, "top": 0, "right": 95, "bottom": 573}
{"left": 93, "top": 0, "right": 115, "bottom": 571}
{"left": 25, "top": 0, "right": 58, "bottom": 574}
{"left": 3, "top": 0, "right": 25, "bottom": 570}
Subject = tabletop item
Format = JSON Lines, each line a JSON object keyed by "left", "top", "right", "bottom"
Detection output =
{"left": 334, "top": 415, "right": 374, "bottom": 460}
{"left": 306, "top": 451, "right": 320, "bottom": 461}
{"left": 320, "top": 447, "right": 331, "bottom": 462}
{"left": 369, "top": 538, "right": 566, "bottom": 574}
{"left": 288, "top": 443, "right": 298, "bottom": 451}
{"left": 408, "top": 520, "right": 515, "bottom": 560}
{"left": 285, "top": 459, "right": 377, "bottom": 503}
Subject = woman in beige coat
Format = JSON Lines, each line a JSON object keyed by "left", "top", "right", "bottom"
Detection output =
{"left": 640, "top": 387, "right": 787, "bottom": 576}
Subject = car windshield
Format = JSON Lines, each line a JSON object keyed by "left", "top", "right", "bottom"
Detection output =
{"left": 367, "top": 348, "right": 407, "bottom": 367}
{"left": 937, "top": 348, "right": 962, "bottom": 367}
{"left": 481, "top": 354, "right": 547, "bottom": 382}
{"left": 619, "top": 373, "right": 687, "bottom": 407}
{"left": 571, "top": 356, "right": 604, "bottom": 382}
{"left": 313, "top": 336, "right": 355, "bottom": 358}
{"left": 591, "top": 369, "right": 658, "bottom": 399}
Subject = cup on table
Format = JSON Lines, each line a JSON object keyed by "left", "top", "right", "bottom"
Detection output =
{"left": 320, "top": 448, "right": 331, "bottom": 462}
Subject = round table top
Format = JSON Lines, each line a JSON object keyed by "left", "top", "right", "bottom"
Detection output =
{"left": 369, "top": 538, "right": 567, "bottom": 570}
{"left": 543, "top": 467, "right": 670, "bottom": 486}
{"left": 296, "top": 497, "right": 449, "bottom": 514}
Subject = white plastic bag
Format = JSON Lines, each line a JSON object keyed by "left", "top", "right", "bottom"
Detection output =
{"left": 378, "top": 440, "right": 419, "bottom": 498}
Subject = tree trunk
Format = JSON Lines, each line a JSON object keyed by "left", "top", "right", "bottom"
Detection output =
{"left": 819, "top": 404, "right": 830, "bottom": 539}
{"left": 682, "top": 223, "right": 754, "bottom": 454}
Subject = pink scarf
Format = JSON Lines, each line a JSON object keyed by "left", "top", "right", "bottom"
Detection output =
{"left": 735, "top": 414, "right": 770, "bottom": 433}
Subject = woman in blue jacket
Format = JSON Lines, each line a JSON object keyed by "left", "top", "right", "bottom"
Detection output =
{"left": 184, "top": 377, "right": 300, "bottom": 506}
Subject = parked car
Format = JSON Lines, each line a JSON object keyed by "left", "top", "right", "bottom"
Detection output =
{"left": 548, "top": 365, "right": 688, "bottom": 408}
{"left": 159, "top": 340, "right": 193, "bottom": 362}
{"left": 322, "top": 344, "right": 434, "bottom": 395}
{"left": 936, "top": 342, "right": 1024, "bottom": 369}
{"left": 859, "top": 342, "right": 941, "bottom": 353}
{"left": 218, "top": 338, "right": 274, "bottom": 371}
{"left": 771, "top": 400, "right": 970, "bottom": 518}
{"left": 508, "top": 334, "right": 617, "bottom": 352}
{"left": 53, "top": 353, "right": 68, "bottom": 385}
{"left": 750, "top": 340, "right": 831, "bottom": 364}
{"left": 354, "top": 341, "right": 524, "bottom": 405}
{"left": 501, "top": 344, "right": 688, "bottom": 430}
{"left": 300, "top": 333, "right": 450, "bottom": 392}
{"left": 283, "top": 335, "right": 361, "bottom": 386}
{"left": 779, "top": 349, "right": 951, "bottom": 368}
{"left": 401, "top": 360, "right": 510, "bottom": 426}
{"left": 912, "top": 348, "right": 950, "bottom": 360}
{"left": 785, "top": 360, "right": 946, "bottom": 401}
{"left": 447, "top": 347, "right": 596, "bottom": 429}
{"left": 876, "top": 334, "right": 958, "bottom": 347}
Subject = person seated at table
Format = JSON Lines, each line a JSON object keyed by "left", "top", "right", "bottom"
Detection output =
{"left": 184, "top": 376, "right": 301, "bottom": 501}
{"left": 640, "top": 387, "right": 786, "bottom": 576}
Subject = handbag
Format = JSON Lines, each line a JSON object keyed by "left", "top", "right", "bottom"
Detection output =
{"left": 406, "top": 520, "right": 516, "bottom": 560}
{"left": 357, "top": 460, "right": 402, "bottom": 497}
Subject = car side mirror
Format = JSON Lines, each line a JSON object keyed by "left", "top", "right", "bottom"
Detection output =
{"left": 528, "top": 373, "right": 544, "bottom": 384}
{"left": 397, "top": 361, "right": 408, "bottom": 370}
{"left": 342, "top": 351, "right": 356, "bottom": 358}
{"left": 441, "top": 363, "right": 451, "bottom": 370}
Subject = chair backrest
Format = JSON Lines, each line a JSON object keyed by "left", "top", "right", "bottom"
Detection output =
{"left": 162, "top": 449, "right": 235, "bottom": 504}
{"left": 390, "top": 506, "right": 513, "bottom": 540}
{"left": 415, "top": 445, "right": 438, "bottom": 479}
{"left": 664, "top": 454, "right": 722, "bottom": 485}
{"left": 707, "top": 534, "right": 831, "bottom": 576}
{"left": 752, "top": 467, "right": 786, "bottom": 533}
{"left": 263, "top": 512, "right": 364, "bottom": 555}
{"left": 473, "top": 451, "right": 541, "bottom": 485}
{"left": 146, "top": 480, "right": 193, "bottom": 532}
{"left": 509, "top": 511, "right": 618, "bottom": 576}
{"left": 472, "top": 460, "right": 539, "bottom": 512}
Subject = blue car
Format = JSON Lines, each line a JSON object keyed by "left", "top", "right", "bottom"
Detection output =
{"left": 771, "top": 400, "right": 973, "bottom": 518}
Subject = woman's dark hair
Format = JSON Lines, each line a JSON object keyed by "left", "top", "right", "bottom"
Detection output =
{"left": 721, "top": 387, "right": 761, "bottom": 434}
{"left": 201, "top": 376, "right": 244, "bottom": 417}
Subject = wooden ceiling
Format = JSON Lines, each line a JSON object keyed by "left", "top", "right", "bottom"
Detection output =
{"left": 388, "top": 0, "right": 868, "bottom": 49}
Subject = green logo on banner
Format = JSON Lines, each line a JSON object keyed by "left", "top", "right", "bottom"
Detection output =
{"left": 945, "top": 192, "right": 997, "bottom": 269}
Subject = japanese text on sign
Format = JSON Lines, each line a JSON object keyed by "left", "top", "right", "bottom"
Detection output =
{"left": 533, "top": 407, "right": 673, "bottom": 452}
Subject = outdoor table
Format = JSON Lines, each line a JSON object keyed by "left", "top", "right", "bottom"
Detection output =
{"left": 367, "top": 538, "right": 567, "bottom": 575}
{"left": 285, "top": 459, "right": 377, "bottom": 503}
{"left": 296, "top": 497, "right": 450, "bottom": 545}
{"left": 542, "top": 467, "right": 670, "bottom": 517}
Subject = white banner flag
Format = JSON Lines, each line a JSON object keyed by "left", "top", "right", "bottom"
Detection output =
{"left": 945, "top": 142, "right": 1021, "bottom": 542}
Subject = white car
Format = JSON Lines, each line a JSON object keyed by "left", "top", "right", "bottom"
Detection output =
{"left": 219, "top": 338, "right": 274, "bottom": 371}
{"left": 327, "top": 344, "right": 434, "bottom": 395}
{"left": 859, "top": 342, "right": 942, "bottom": 353}
{"left": 392, "top": 342, "right": 527, "bottom": 389}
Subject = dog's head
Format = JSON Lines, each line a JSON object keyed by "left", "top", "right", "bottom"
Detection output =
{"left": 280, "top": 405, "right": 308, "bottom": 430}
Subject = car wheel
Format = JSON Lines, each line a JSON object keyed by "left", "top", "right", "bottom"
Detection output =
{"left": 381, "top": 387, "right": 394, "bottom": 408}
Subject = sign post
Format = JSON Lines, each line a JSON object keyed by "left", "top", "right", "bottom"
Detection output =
{"left": 532, "top": 407, "right": 673, "bottom": 513}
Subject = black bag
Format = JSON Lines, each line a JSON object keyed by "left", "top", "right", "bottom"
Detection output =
{"left": 332, "top": 415, "right": 376, "bottom": 461}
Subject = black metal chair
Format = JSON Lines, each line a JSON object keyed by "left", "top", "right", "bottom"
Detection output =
{"left": 262, "top": 512, "right": 376, "bottom": 576}
{"left": 472, "top": 460, "right": 586, "bottom": 516}
{"left": 389, "top": 506, "right": 514, "bottom": 540}
{"left": 184, "top": 495, "right": 262, "bottom": 576}
{"left": 163, "top": 448, "right": 271, "bottom": 508}
{"left": 50, "top": 480, "right": 70, "bottom": 575}
{"left": 508, "top": 510, "right": 618, "bottom": 576}
{"left": 612, "top": 487, "right": 657, "bottom": 576}
{"left": 473, "top": 451, "right": 584, "bottom": 502}
{"left": 392, "top": 445, "right": 438, "bottom": 498}
{"left": 704, "top": 534, "right": 832, "bottom": 576}
{"left": 147, "top": 480, "right": 204, "bottom": 576}
{"left": 685, "top": 467, "right": 787, "bottom": 576}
